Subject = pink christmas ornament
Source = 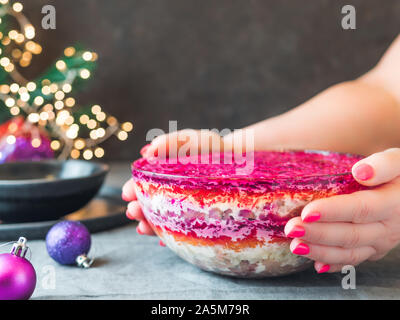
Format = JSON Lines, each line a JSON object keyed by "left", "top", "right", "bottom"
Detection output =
{"left": 0, "top": 237, "right": 37, "bottom": 300}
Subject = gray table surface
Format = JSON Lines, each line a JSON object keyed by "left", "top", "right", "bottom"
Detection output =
{"left": 29, "top": 162, "right": 400, "bottom": 300}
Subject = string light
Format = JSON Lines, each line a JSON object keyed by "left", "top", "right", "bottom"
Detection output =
{"left": 49, "top": 83, "right": 58, "bottom": 93}
{"left": 55, "top": 91, "right": 65, "bottom": 100}
{"left": 74, "top": 139, "right": 85, "bottom": 150}
{"left": 5, "top": 97, "right": 15, "bottom": 107}
{"left": 18, "top": 87, "right": 27, "bottom": 94}
{"left": 0, "top": 85, "right": 10, "bottom": 94}
{"left": 51, "top": 140, "right": 61, "bottom": 150}
{"left": 64, "top": 47, "right": 76, "bottom": 57}
{"left": 54, "top": 100, "right": 64, "bottom": 109}
{"left": 15, "top": 33, "right": 24, "bottom": 44}
{"left": 65, "top": 97, "right": 75, "bottom": 107}
{"left": 89, "top": 130, "right": 97, "bottom": 140}
{"left": 62, "top": 83, "right": 72, "bottom": 93}
{"left": 87, "top": 119, "right": 97, "bottom": 129}
{"left": 96, "top": 112, "right": 106, "bottom": 121}
{"left": 4, "top": 62, "right": 14, "bottom": 72}
{"left": 2, "top": 37, "right": 10, "bottom": 45}
{"left": 96, "top": 127, "right": 106, "bottom": 138}
{"left": 0, "top": 57, "right": 10, "bottom": 66}
{"left": 10, "top": 83, "right": 19, "bottom": 93}
{"left": 118, "top": 131, "right": 128, "bottom": 141}
{"left": 8, "top": 30, "right": 18, "bottom": 40}
{"left": 39, "top": 112, "right": 49, "bottom": 121}
{"left": 26, "top": 82, "right": 36, "bottom": 91}
{"left": 12, "top": 2, "right": 23, "bottom": 12}
{"left": 24, "top": 24, "right": 35, "bottom": 39}
{"left": 79, "top": 114, "right": 89, "bottom": 124}
{"left": 82, "top": 51, "right": 93, "bottom": 61}
{"left": 11, "top": 48, "right": 21, "bottom": 59}
{"left": 94, "top": 147, "right": 104, "bottom": 158}
{"left": 42, "top": 85, "right": 51, "bottom": 95}
{"left": 83, "top": 149, "right": 93, "bottom": 160}
{"left": 122, "top": 122, "right": 133, "bottom": 132}
{"left": 91, "top": 105, "right": 101, "bottom": 114}
{"left": 20, "top": 92, "right": 30, "bottom": 101}
{"left": 28, "top": 113, "right": 40, "bottom": 123}
{"left": 6, "top": 135, "right": 16, "bottom": 144}
{"left": 31, "top": 138, "right": 41, "bottom": 148}
{"left": 70, "top": 149, "right": 80, "bottom": 159}
{"left": 10, "top": 106, "right": 19, "bottom": 115}
{"left": 107, "top": 116, "right": 117, "bottom": 126}
{"left": 79, "top": 69, "right": 90, "bottom": 79}
{"left": 34, "top": 96, "right": 44, "bottom": 106}
{"left": 56, "top": 60, "right": 66, "bottom": 71}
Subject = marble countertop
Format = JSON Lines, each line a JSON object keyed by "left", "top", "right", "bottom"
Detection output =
{"left": 30, "top": 162, "right": 400, "bottom": 300}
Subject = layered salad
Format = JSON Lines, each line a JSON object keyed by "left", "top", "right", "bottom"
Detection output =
{"left": 132, "top": 150, "right": 363, "bottom": 277}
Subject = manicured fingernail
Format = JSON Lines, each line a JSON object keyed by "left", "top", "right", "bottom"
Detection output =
{"left": 136, "top": 225, "right": 144, "bottom": 235}
{"left": 353, "top": 163, "right": 374, "bottom": 181}
{"left": 159, "top": 240, "right": 166, "bottom": 247}
{"left": 303, "top": 212, "right": 321, "bottom": 223}
{"left": 140, "top": 144, "right": 151, "bottom": 156}
{"left": 317, "top": 264, "right": 330, "bottom": 274}
{"left": 292, "top": 243, "right": 310, "bottom": 255}
{"left": 286, "top": 226, "right": 305, "bottom": 238}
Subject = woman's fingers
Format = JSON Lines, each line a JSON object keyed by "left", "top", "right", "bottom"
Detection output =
{"left": 126, "top": 201, "right": 156, "bottom": 236}
{"left": 285, "top": 217, "right": 386, "bottom": 248}
{"left": 122, "top": 179, "right": 137, "bottom": 201}
{"left": 289, "top": 238, "right": 376, "bottom": 265}
{"left": 137, "top": 220, "right": 156, "bottom": 236}
{"left": 314, "top": 261, "right": 343, "bottom": 273}
{"left": 141, "top": 130, "right": 223, "bottom": 159}
{"left": 126, "top": 201, "right": 144, "bottom": 220}
{"left": 301, "top": 181, "right": 398, "bottom": 223}
{"left": 352, "top": 148, "right": 400, "bottom": 186}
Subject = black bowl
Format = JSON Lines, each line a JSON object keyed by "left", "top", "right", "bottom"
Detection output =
{"left": 0, "top": 160, "right": 109, "bottom": 223}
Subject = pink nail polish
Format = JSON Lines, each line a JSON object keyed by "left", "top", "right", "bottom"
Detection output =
{"left": 159, "top": 240, "right": 166, "bottom": 247}
{"left": 292, "top": 243, "right": 310, "bottom": 255}
{"left": 353, "top": 163, "right": 374, "bottom": 181}
{"left": 136, "top": 225, "right": 144, "bottom": 235}
{"left": 286, "top": 226, "right": 305, "bottom": 238}
{"left": 317, "top": 264, "right": 330, "bottom": 274}
{"left": 303, "top": 212, "right": 321, "bottom": 223}
{"left": 140, "top": 144, "right": 151, "bottom": 156}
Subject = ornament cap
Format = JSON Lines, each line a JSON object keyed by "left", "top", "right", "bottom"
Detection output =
{"left": 76, "top": 254, "right": 94, "bottom": 268}
{"left": 11, "top": 237, "right": 29, "bottom": 258}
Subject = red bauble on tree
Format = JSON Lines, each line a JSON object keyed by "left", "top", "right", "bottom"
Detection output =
{"left": 0, "top": 117, "right": 53, "bottom": 164}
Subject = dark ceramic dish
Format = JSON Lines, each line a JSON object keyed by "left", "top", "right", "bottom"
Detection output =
{"left": 0, "top": 160, "right": 109, "bottom": 223}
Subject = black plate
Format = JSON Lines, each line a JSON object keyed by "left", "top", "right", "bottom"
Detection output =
{"left": 0, "top": 160, "right": 109, "bottom": 223}
{"left": 0, "top": 186, "right": 130, "bottom": 240}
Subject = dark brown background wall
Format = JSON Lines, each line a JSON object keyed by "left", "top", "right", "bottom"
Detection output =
{"left": 22, "top": 0, "right": 400, "bottom": 160}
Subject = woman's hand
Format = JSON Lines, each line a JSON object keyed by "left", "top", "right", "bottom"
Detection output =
{"left": 122, "top": 129, "right": 224, "bottom": 237}
{"left": 284, "top": 148, "right": 400, "bottom": 273}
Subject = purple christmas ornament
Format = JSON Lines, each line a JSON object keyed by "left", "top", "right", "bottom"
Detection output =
{"left": 0, "top": 237, "right": 36, "bottom": 300}
{"left": 46, "top": 221, "right": 93, "bottom": 268}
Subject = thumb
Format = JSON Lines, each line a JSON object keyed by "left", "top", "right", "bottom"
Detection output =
{"left": 352, "top": 148, "right": 400, "bottom": 186}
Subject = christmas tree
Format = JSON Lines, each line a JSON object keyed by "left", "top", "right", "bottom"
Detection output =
{"left": 0, "top": 0, "right": 132, "bottom": 163}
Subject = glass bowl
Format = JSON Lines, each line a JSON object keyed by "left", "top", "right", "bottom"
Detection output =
{"left": 132, "top": 150, "right": 364, "bottom": 278}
